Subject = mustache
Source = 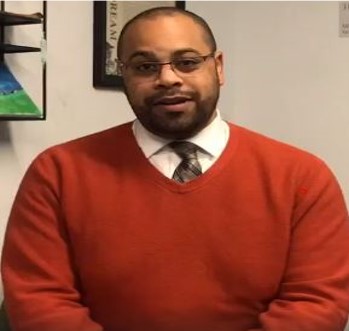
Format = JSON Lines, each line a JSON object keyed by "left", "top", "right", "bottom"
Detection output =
{"left": 145, "top": 90, "right": 196, "bottom": 105}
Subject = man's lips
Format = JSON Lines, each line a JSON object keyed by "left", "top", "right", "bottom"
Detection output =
{"left": 153, "top": 95, "right": 192, "bottom": 106}
{"left": 152, "top": 96, "right": 193, "bottom": 113}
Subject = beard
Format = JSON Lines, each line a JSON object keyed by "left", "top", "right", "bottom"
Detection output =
{"left": 123, "top": 78, "right": 220, "bottom": 140}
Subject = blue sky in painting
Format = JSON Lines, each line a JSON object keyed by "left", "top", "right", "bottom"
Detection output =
{"left": 0, "top": 63, "right": 22, "bottom": 94}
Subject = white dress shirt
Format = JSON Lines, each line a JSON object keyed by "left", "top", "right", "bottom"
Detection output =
{"left": 132, "top": 110, "right": 230, "bottom": 179}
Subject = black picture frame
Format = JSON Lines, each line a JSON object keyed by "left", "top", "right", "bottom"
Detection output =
{"left": 93, "top": 1, "right": 185, "bottom": 89}
{"left": 0, "top": 1, "right": 47, "bottom": 121}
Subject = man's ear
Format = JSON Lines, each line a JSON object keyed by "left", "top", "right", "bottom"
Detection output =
{"left": 214, "top": 51, "right": 224, "bottom": 86}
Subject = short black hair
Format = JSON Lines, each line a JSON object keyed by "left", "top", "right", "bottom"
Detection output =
{"left": 117, "top": 6, "right": 217, "bottom": 60}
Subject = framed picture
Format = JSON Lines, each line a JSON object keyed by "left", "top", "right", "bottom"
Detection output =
{"left": 0, "top": 1, "right": 47, "bottom": 121}
{"left": 93, "top": 1, "right": 185, "bottom": 89}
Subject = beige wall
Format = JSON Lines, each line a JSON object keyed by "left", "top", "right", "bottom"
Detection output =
{"left": 196, "top": 1, "right": 349, "bottom": 205}
{"left": 1, "top": 4, "right": 349, "bottom": 326}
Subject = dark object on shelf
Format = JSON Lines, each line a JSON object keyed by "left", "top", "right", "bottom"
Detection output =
{"left": 0, "top": 11, "right": 42, "bottom": 26}
{"left": 0, "top": 43, "right": 40, "bottom": 53}
{"left": 0, "top": 10, "right": 43, "bottom": 57}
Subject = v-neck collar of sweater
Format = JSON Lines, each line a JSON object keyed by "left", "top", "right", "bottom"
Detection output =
{"left": 126, "top": 122, "right": 238, "bottom": 194}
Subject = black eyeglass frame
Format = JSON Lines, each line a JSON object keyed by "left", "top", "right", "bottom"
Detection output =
{"left": 118, "top": 52, "right": 216, "bottom": 77}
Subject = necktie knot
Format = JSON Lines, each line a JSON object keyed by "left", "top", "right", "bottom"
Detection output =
{"left": 169, "top": 141, "right": 199, "bottom": 160}
{"left": 168, "top": 141, "right": 202, "bottom": 183}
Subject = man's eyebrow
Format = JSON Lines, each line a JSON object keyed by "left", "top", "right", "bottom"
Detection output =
{"left": 172, "top": 48, "right": 202, "bottom": 57}
{"left": 127, "top": 48, "right": 203, "bottom": 62}
{"left": 127, "top": 51, "right": 155, "bottom": 62}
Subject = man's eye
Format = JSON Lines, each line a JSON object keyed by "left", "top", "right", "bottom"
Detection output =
{"left": 133, "top": 62, "right": 159, "bottom": 73}
{"left": 174, "top": 58, "right": 201, "bottom": 71}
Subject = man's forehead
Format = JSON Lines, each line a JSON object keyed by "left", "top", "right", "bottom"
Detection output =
{"left": 124, "top": 14, "right": 205, "bottom": 42}
{"left": 128, "top": 12, "right": 194, "bottom": 29}
{"left": 121, "top": 15, "right": 209, "bottom": 57}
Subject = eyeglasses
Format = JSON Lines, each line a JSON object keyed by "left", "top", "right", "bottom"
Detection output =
{"left": 118, "top": 53, "right": 215, "bottom": 79}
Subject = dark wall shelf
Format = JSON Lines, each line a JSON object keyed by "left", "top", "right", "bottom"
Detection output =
{"left": 0, "top": 10, "right": 43, "bottom": 55}
{"left": 0, "top": 11, "right": 42, "bottom": 26}
{"left": 0, "top": 43, "right": 41, "bottom": 53}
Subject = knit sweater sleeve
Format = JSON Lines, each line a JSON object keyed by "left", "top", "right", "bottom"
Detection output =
{"left": 1, "top": 151, "right": 103, "bottom": 331}
{"left": 248, "top": 159, "right": 349, "bottom": 331}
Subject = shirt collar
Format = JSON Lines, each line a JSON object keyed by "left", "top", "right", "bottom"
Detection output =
{"left": 132, "top": 109, "right": 228, "bottom": 159}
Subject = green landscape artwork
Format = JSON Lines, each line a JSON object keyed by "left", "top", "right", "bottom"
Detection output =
{"left": 0, "top": 62, "right": 41, "bottom": 118}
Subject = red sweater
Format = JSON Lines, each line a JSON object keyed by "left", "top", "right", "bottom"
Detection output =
{"left": 2, "top": 123, "right": 349, "bottom": 331}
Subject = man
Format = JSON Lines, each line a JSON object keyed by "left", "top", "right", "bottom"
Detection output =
{"left": 2, "top": 7, "right": 349, "bottom": 331}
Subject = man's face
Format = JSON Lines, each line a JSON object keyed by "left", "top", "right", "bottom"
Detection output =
{"left": 120, "top": 14, "right": 224, "bottom": 140}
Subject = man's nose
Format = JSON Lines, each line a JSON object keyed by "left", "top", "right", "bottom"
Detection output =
{"left": 155, "top": 63, "right": 183, "bottom": 87}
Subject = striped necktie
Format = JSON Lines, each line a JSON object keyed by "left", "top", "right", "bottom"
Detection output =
{"left": 169, "top": 141, "right": 202, "bottom": 183}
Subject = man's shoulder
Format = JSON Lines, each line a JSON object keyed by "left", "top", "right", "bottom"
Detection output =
{"left": 60, "top": 121, "right": 133, "bottom": 149}
{"left": 50, "top": 122, "right": 133, "bottom": 153}
{"left": 228, "top": 123, "right": 341, "bottom": 198}
{"left": 229, "top": 123, "right": 326, "bottom": 169}
{"left": 30, "top": 122, "right": 135, "bottom": 169}
{"left": 231, "top": 123, "right": 313, "bottom": 154}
